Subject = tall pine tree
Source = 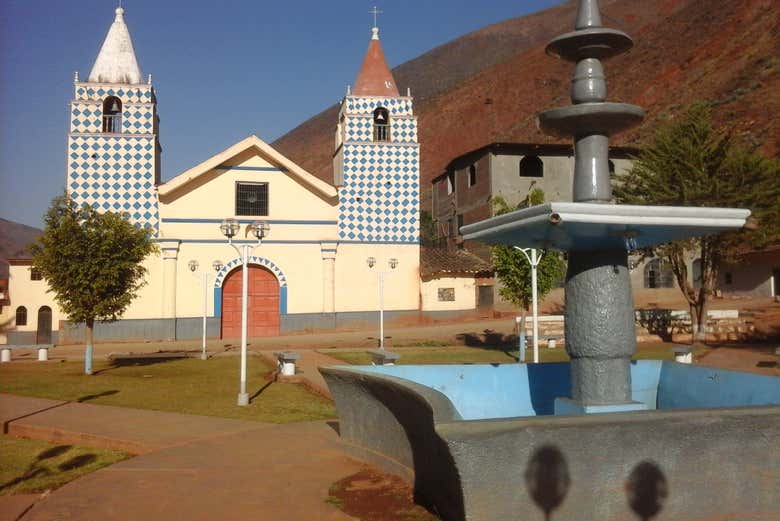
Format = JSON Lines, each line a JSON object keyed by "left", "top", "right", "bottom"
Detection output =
{"left": 614, "top": 103, "right": 779, "bottom": 341}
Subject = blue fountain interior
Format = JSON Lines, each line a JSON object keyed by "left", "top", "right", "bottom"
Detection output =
{"left": 343, "top": 361, "right": 780, "bottom": 420}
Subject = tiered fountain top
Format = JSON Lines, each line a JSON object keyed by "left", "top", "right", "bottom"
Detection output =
{"left": 462, "top": 0, "right": 749, "bottom": 250}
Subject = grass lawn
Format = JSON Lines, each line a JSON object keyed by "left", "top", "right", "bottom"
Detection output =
{"left": 0, "top": 435, "right": 129, "bottom": 495}
{"left": 324, "top": 343, "right": 710, "bottom": 366}
{"left": 0, "top": 356, "right": 335, "bottom": 423}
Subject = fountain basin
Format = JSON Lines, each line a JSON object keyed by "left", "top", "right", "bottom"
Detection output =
{"left": 321, "top": 362, "right": 780, "bottom": 521}
{"left": 460, "top": 202, "right": 751, "bottom": 251}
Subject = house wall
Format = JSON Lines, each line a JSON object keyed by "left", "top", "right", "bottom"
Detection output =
{"left": 5, "top": 263, "right": 64, "bottom": 342}
{"left": 490, "top": 152, "right": 574, "bottom": 206}
{"left": 421, "top": 276, "right": 477, "bottom": 311}
{"left": 719, "top": 250, "right": 780, "bottom": 297}
{"left": 334, "top": 243, "right": 420, "bottom": 313}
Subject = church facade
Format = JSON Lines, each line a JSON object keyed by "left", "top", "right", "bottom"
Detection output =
{"left": 4, "top": 7, "right": 485, "bottom": 344}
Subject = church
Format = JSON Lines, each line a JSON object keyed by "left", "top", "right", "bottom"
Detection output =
{"left": 4, "top": 7, "right": 492, "bottom": 344}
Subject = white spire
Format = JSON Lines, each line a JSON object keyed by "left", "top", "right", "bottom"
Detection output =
{"left": 88, "top": 7, "right": 143, "bottom": 84}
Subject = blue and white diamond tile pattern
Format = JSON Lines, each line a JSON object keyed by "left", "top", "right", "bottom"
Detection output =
{"left": 67, "top": 135, "right": 159, "bottom": 232}
{"left": 338, "top": 144, "right": 420, "bottom": 243}
{"left": 69, "top": 102, "right": 102, "bottom": 133}
{"left": 69, "top": 102, "right": 154, "bottom": 135}
{"left": 344, "top": 116, "right": 417, "bottom": 144}
{"left": 74, "top": 83, "right": 153, "bottom": 104}
{"left": 344, "top": 95, "right": 413, "bottom": 116}
{"left": 214, "top": 256, "right": 287, "bottom": 288}
{"left": 122, "top": 107, "right": 154, "bottom": 133}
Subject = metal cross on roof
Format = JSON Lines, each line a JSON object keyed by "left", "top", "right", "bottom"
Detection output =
{"left": 369, "top": 6, "right": 383, "bottom": 28}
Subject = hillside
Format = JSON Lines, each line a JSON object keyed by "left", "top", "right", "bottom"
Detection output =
{"left": 273, "top": 0, "right": 779, "bottom": 206}
{"left": 0, "top": 218, "right": 41, "bottom": 277}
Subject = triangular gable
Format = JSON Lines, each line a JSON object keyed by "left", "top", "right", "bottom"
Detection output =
{"left": 158, "top": 135, "right": 337, "bottom": 200}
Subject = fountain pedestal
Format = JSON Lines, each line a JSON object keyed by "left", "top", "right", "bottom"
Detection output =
{"left": 554, "top": 249, "right": 647, "bottom": 413}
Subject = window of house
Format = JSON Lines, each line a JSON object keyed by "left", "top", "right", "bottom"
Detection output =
{"left": 644, "top": 258, "right": 674, "bottom": 288}
{"left": 30, "top": 268, "right": 42, "bottom": 281}
{"left": 373, "top": 107, "right": 390, "bottom": 142}
{"left": 519, "top": 156, "right": 543, "bottom": 178}
{"left": 235, "top": 182, "right": 269, "bottom": 216}
{"left": 468, "top": 165, "right": 477, "bottom": 187}
{"left": 608, "top": 160, "right": 615, "bottom": 175}
{"left": 446, "top": 171, "right": 456, "bottom": 195}
{"left": 102, "top": 96, "right": 122, "bottom": 133}
{"left": 16, "top": 306, "right": 27, "bottom": 326}
{"left": 438, "top": 288, "right": 455, "bottom": 301}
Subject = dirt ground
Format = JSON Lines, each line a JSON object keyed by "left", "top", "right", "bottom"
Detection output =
{"left": 327, "top": 467, "right": 438, "bottom": 521}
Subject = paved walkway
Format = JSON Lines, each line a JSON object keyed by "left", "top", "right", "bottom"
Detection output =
{"left": 0, "top": 394, "right": 360, "bottom": 521}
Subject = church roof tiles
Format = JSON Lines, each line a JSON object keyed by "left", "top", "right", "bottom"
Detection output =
{"left": 353, "top": 28, "right": 400, "bottom": 97}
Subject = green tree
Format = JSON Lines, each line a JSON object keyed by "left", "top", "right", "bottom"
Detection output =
{"left": 419, "top": 210, "right": 437, "bottom": 247}
{"left": 29, "top": 195, "right": 157, "bottom": 374}
{"left": 490, "top": 190, "right": 566, "bottom": 322}
{"left": 614, "top": 103, "right": 779, "bottom": 342}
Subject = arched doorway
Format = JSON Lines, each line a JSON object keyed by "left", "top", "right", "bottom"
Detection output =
{"left": 221, "top": 265, "right": 280, "bottom": 338}
{"left": 37, "top": 306, "right": 52, "bottom": 344}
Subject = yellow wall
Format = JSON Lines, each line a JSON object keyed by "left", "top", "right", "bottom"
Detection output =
{"left": 334, "top": 243, "right": 421, "bottom": 312}
{"left": 421, "top": 276, "right": 477, "bottom": 311}
{"left": 5, "top": 264, "right": 64, "bottom": 333}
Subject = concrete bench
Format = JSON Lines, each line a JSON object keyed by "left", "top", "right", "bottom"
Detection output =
{"left": 0, "top": 344, "right": 54, "bottom": 362}
{"left": 366, "top": 349, "right": 401, "bottom": 366}
{"left": 274, "top": 351, "right": 300, "bottom": 376}
{"left": 672, "top": 346, "right": 693, "bottom": 364}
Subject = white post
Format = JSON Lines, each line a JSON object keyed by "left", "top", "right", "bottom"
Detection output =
{"left": 201, "top": 272, "right": 208, "bottom": 360}
{"left": 515, "top": 247, "right": 544, "bottom": 364}
{"left": 531, "top": 249, "right": 539, "bottom": 364}
{"left": 238, "top": 244, "right": 249, "bottom": 406}
{"left": 379, "top": 272, "right": 385, "bottom": 350}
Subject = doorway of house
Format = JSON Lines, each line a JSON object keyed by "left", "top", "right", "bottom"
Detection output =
{"left": 37, "top": 306, "right": 52, "bottom": 344}
{"left": 478, "top": 285, "right": 494, "bottom": 312}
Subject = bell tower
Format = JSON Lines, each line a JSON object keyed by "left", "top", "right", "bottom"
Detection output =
{"left": 67, "top": 7, "right": 161, "bottom": 232}
{"left": 334, "top": 25, "right": 420, "bottom": 244}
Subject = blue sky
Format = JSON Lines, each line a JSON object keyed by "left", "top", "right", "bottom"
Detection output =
{"left": 0, "top": 0, "right": 561, "bottom": 228}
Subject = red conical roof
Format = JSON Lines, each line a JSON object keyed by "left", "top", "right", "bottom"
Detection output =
{"left": 353, "top": 28, "right": 399, "bottom": 97}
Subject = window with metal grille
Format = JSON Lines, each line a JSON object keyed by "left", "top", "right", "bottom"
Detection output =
{"left": 30, "top": 268, "right": 42, "bottom": 281}
{"left": 438, "top": 288, "right": 455, "bottom": 301}
{"left": 16, "top": 306, "right": 27, "bottom": 326}
{"left": 235, "top": 182, "right": 268, "bottom": 216}
{"left": 644, "top": 258, "right": 674, "bottom": 288}
{"left": 373, "top": 107, "right": 390, "bottom": 142}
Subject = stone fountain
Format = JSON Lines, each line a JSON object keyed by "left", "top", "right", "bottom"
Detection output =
{"left": 321, "top": 2, "right": 779, "bottom": 520}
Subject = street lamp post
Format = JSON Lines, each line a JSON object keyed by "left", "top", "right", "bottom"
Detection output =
{"left": 219, "top": 218, "right": 270, "bottom": 406}
{"left": 367, "top": 257, "right": 398, "bottom": 350}
{"left": 515, "top": 247, "right": 544, "bottom": 363}
{"left": 188, "top": 259, "right": 223, "bottom": 361}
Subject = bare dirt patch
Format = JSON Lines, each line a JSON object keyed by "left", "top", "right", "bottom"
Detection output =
{"left": 326, "top": 467, "right": 439, "bottom": 521}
